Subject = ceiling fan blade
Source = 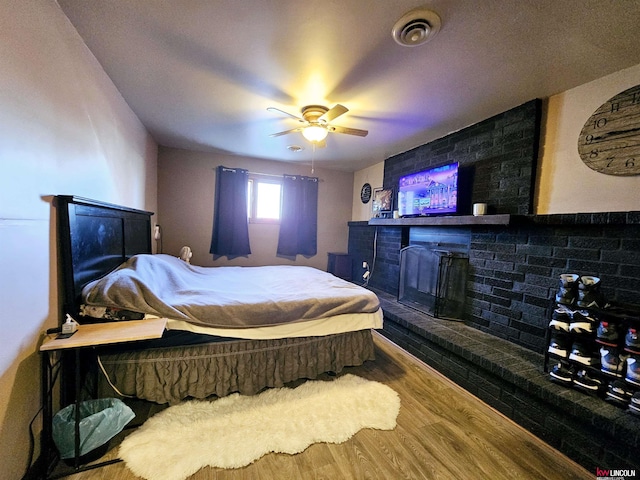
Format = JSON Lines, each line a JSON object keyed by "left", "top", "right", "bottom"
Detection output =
{"left": 269, "top": 127, "right": 302, "bottom": 137}
{"left": 328, "top": 125, "right": 368, "bottom": 137}
{"left": 319, "top": 104, "right": 348, "bottom": 123}
{"left": 267, "top": 107, "right": 305, "bottom": 122}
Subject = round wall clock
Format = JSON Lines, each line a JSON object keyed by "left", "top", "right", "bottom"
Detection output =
{"left": 360, "top": 183, "right": 372, "bottom": 203}
{"left": 577, "top": 84, "right": 640, "bottom": 176}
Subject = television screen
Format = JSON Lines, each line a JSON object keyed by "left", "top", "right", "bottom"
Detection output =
{"left": 398, "top": 163, "right": 459, "bottom": 217}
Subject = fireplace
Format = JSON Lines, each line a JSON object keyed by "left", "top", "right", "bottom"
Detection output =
{"left": 398, "top": 228, "right": 470, "bottom": 320}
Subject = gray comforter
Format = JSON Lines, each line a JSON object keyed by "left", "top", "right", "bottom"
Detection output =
{"left": 81, "top": 254, "right": 380, "bottom": 328}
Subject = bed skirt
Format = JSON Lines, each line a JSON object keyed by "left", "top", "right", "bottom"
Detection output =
{"left": 96, "top": 329, "right": 376, "bottom": 404}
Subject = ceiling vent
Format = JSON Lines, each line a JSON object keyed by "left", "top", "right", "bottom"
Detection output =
{"left": 392, "top": 8, "right": 441, "bottom": 47}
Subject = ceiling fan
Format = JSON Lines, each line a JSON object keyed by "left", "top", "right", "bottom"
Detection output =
{"left": 267, "top": 104, "right": 368, "bottom": 145}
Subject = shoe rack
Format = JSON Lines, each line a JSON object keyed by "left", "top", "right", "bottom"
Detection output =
{"left": 543, "top": 274, "right": 640, "bottom": 413}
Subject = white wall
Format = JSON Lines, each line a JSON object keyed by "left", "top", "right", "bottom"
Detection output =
{"left": 351, "top": 162, "right": 385, "bottom": 221}
{"left": 0, "top": 2, "right": 157, "bottom": 478}
{"left": 537, "top": 63, "right": 640, "bottom": 214}
{"left": 158, "top": 148, "right": 354, "bottom": 270}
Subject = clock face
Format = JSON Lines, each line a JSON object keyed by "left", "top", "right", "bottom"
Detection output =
{"left": 360, "top": 183, "right": 372, "bottom": 203}
{"left": 577, "top": 84, "right": 640, "bottom": 176}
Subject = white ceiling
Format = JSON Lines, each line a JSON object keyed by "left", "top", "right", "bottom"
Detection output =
{"left": 57, "top": 0, "right": 640, "bottom": 172}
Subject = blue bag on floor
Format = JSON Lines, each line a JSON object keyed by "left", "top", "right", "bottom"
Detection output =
{"left": 52, "top": 398, "right": 135, "bottom": 459}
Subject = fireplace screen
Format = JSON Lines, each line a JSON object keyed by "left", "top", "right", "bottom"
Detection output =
{"left": 398, "top": 245, "right": 468, "bottom": 320}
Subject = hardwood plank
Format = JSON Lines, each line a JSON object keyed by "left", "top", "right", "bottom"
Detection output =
{"left": 65, "top": 332, "right": 591, "bottom": 480}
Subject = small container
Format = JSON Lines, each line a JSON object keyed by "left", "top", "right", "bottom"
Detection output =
{"left": 473, "top": 203, "right": 487, "bottom": 216}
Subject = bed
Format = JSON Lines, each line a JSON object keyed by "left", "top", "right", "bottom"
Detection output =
{"left": 56, "top": 195, "right": 382, "bottom": 405}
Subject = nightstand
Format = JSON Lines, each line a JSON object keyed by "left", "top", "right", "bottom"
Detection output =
{"left": 327, "top": 252, "right": 353, "bottom": 281}
{"left": 40, "top": 318, "right": 166, "bottom": 478}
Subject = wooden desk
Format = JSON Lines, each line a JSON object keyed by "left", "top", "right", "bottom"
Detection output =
{"left": 40, "top": 318, "right": 166, "bottom": 478}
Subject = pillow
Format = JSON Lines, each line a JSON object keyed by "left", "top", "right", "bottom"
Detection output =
{"left": 79, "top": 305, "right": 145, "bottom": 321}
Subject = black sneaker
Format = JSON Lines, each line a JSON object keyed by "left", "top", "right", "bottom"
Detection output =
{"left": 549, "top": 305, "right": 572, "bottom": 332}
{"left": 576, "top": 275, "right": 610, "bottom": 309}
{"left": 549, "top": 363, "right": 574, "bottom": 384}
{"left": 629, "top": 392, "right": 640, "bottom": 415}
{"left": 573, "top": 369, "right": 603, "bottom": 393}
{"left": 606, "top": 380, "right": 633, "bottom": 407}
{"left": 625, "top": 356, "right": 640, "bottom": 387}
{"left": 548, "top": 333, "right": 570, "bottom": 358}
{"left": 600, "top": 347, "right": 627, "bottom": 377}
{"left": 570, "top": 309, "right": 598, "bottom": 334}
{"left": 596, "top": 319, "right": 621, "bottom": 347}
{"left": 625, "top": 327, "right": 640, "bottom": 354}
{"left": 568, "top": 342, "right": 600, "bottom": 366}
{"left": 555, "top": 273, "right": 579, "bottom": 306}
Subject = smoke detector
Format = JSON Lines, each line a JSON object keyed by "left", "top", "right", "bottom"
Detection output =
{"left": 392, "top": 8, "right": 441, "bottom": 47}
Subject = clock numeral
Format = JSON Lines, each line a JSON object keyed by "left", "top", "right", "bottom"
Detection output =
{"left": 606, "top": 157, "right": 616, "bottom": 167}
{"left": 589, "top": 149, "right": 599, "bottom": 158}
{"left": 585, "top": 134, "right": 595, "bottom": 144}
{"left": 626, "top": 158, "right": 636, "bottom": 168}
{"left": 611, "top": 102, "right": 620, "bottom": 113}
{"left": 592, "top": 118, "right": 607, "bottom": 129}
{"left": 633, "top": 92, "right": 640, "bottom": 104}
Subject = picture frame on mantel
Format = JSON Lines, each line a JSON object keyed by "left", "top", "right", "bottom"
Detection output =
{"left": 372, "top": 188, "right": 393, "bottom": 218}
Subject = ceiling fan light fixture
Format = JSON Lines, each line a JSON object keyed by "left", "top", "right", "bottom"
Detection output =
{"left": 302, "top": 125, "right": 328, "bottom": 142}
{"left": 392, "top": 8, "right": 441, "bottom": 47}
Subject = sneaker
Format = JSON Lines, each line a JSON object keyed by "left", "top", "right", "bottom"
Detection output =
{"left": 568, "top": 342, "right": 600, "bottom": 366}
{"left": 549, "top": 363, "right": 574, "bottom": 384}
{"left": 625, "top": 356, "right": 640, "bottom": 386}
{"left": 629, "top": 392, "right": 640, "bottom": 415}
{"left": 625, "top": 327, "right": 640, "bottom": 354}
{"left": 600, "top": 347, "right": 628, "bottom": 377}
{"left": 549, "top": 305, "right": 572, "bottom": 332}
{"left": 596, "top": 319, "right": 622, "bottom": 347}
{"left": 548, "top": 333, "right": 570, "bottom": 358}
{"left": 606, "top": 380, "right": 633, "bottom": 406}
{"left": 573, "top": 369, "right": 603, "bottom": 393}
{"left": 555, "top": 273, "right": 579, "bottom": 306}
{"left": 576, "top": 275, "right": 610, "bottom": 310}
{"left": 569, "top": 309, "right": 598, "bottom": 334}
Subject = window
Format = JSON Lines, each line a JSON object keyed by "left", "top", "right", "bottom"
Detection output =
{"left": 247, "top": 177, "right": 282, "bottom": 223}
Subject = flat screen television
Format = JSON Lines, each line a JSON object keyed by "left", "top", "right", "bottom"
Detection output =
{"left": 398, "top": 162, "right": 459, "bottom": 217}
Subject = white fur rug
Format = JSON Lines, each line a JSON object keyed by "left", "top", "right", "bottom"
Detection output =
{"left": 118, "top": 374, "right": 400, "bottom": 480}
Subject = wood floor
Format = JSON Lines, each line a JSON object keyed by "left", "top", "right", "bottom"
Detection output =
{"left": 63, "top": 332, "right": 591, "bottom": 480}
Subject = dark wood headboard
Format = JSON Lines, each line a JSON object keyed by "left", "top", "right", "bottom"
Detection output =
{"left": 56, "top": 195, "right": 154, "bottom": 319}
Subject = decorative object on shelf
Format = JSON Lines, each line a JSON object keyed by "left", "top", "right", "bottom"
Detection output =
{"left": 473, "top": 203, "right": 487, "bottom": 216}
{"left": 372, "top": 188, "right": 393, "bottom": 217}
{"left": 577, "top": 84, "right": 640, "bottom": 176}
{"left": 360, "top": 183, "right": 372, "bottom": 204}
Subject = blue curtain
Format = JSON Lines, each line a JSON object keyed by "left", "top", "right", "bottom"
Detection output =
{"left": 277, "top": 174, "right": 318, "bottom": 258}
{"left": 209, "top": 166, "right": 251, "bottom": 258}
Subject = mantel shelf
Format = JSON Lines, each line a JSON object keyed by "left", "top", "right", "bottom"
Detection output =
{"left": 368, "top": 214, "right": 511, "bottom": 227}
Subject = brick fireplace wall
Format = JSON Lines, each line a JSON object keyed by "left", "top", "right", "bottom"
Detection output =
{"left": 347, "top": 100, "right": 640, "bottom": 470}
{"left": 349, "top": 214, "right": 640, "bottom": 354}
{"left": 383, "top": 99, "right": 541, "bottom": 216}
{"left": 350, "top": 98, "right": 640, "bottom": 353}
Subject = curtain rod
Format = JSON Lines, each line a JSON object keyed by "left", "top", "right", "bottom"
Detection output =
{"left": 251, "top": 171, "right": 324, "bottom": 182}
{"left": 214, "top": 167, "right": 323, "bottom": 181}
